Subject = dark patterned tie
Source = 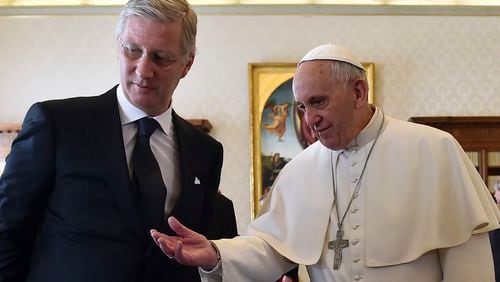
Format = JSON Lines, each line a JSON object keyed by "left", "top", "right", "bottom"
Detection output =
{"left": 132, "top": 117, "right": 167, "bottom": 230}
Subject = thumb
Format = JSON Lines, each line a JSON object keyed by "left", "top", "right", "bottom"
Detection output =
{"left": 167, "top": 216, "right": 195, "bottom": 237}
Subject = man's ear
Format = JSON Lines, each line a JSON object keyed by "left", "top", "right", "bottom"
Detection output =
{"left": 353, "top": 79, "right": 369, "bottom": 108}
{"left": 181, "top": 52, "right": 195, "bottom": 78}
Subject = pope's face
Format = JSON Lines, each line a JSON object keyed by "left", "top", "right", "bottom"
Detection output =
{"left": 293, "top": 61, "right": 359, "bottom": 150}
{"left": 118, "top": 16, "right": 194, "bottom": 116}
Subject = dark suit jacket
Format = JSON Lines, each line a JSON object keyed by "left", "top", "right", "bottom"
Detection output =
{"left": 490, "top": 229, "right": 500, "bottom": 282}
{"left": 0, "top": 86, "right": 224, "bottom": 282}
{"left": 204, "top": 193, "right": 238, "bottom": 240}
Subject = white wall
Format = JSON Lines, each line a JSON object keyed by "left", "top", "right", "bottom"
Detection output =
{"left": 1, "top": 8, "right": 499, "bottom": 232}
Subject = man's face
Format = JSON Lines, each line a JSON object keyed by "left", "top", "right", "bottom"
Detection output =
{"left": 118, "top": 16, "right": 194, "bottom": 116}
{"left": 293, "top": 61, "right": 359, "bottom": 150}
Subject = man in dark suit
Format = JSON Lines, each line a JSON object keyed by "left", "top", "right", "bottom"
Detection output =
{"left": 0, "top": 0, "right": 226, "bottom": 281}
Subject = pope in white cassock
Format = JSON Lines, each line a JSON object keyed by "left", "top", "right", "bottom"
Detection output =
{"left": 150, "top": 44, "right": 500, "bottom": 282}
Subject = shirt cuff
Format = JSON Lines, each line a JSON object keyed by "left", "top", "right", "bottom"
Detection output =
{"left": 199, "top": 259, "right": 222, "bottom": 275}
{"left": 198, "top": 240, "right": 223, "bottom": 280}
{"left": 198, "top": 257, "right": 222, "bottom": 281}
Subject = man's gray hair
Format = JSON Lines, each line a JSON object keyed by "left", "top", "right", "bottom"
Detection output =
{"left": 329, "top": 61, "right": 367, "bottom": 86}
{"left": 116, "top": 0, "right": 197, "bottom": 54}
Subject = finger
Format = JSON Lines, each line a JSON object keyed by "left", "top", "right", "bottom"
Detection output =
{"left": 150, "top": 229, "right": 161, "bottom": 246}
{"left": 150, "top": 229, "right": 169, "bottom": 248}
{"left": 150, "top": 230, "right": 177, "bottom": 257}
{"left": 167, "top": 216, "right": 196, "bottom": 237}
{"left": 157, "top": 237, "right": 176, "bottom": 258}
{"left": 173, "top": 240, "right": 187, "bottom": 264}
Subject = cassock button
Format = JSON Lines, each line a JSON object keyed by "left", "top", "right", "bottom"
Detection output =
{"left": 354, "top": 275, "right": 363, "bottom": 281}
{"left": 352, "top": 224, "right": 360, "bottom": 230}
{"left": 353, "top": 258, "right": 361, "bottom": 263}
{"left": 352, "top": 178, "right": 359, "bottom": 183}
{"left": 352, "top": 239, "right": 360, "bottom": 245}
{"left": 351, "top": 208, "right": 359, "bottom": 214}
{"left": 350, "top": 161, "right": 357, "bottom": 167}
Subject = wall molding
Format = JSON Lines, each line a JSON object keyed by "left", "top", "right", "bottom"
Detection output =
{"left": 1, "top": 4, "right": 500, "bottom": 16}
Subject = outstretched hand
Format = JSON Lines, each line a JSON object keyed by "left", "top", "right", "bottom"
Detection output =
{"left": 150, "top": 216, "right": 219, "bottom": 271}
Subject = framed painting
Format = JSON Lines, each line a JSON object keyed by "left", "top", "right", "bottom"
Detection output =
{"left": 0, "top": 123, "right": 21, "bottom": 175}
{"left": 249, "top": 62, "right": 374, "bottom": 218}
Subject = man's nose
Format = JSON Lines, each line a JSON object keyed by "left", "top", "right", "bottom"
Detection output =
{"left": 135, "top": 55, "right": 155, "bottom": 79}
{"left": 305, "top": 108, "right": 320, "bottom": 130}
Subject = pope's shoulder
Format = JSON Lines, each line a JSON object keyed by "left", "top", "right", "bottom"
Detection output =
{"left": 385, "top": 116, "right": 456, "bottom": 143}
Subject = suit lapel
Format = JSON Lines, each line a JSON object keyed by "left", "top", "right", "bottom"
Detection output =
{"left": 83, "top": 87, "right": 148, "bottom": 244}
{"left": 165, "top": 112, "right": 206, "bottom": 233}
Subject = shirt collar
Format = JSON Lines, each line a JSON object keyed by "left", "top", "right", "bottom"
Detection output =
{"left": 116, "top": 84, "right": 173, "bottom": 135}
{"left": 345, "top": 105, "right": 384, "bottom": 150}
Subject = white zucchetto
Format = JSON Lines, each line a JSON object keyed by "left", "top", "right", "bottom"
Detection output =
{"left": 299, "top": 44, "right": 365, "bottom": 70}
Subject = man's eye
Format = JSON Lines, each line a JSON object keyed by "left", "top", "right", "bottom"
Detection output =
{"left": 153, "top": 54, "right": 175, "bottom": 66}
{"left": 312, "top": 100, "right": 326, "bottom": 108}
{"left": 130, "top": 48, "right": 141, "bottom": 54}
{"left": 125, "top": 47, "right": 142, "bottom": 57}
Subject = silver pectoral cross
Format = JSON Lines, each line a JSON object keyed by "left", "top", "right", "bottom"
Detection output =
{"left": 328, "top": 229, "right": 349, "bottom": 270}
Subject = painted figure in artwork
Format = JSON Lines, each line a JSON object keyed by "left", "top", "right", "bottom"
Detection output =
{"left": 263, "top": 102, "right": 289, "bottom": 141}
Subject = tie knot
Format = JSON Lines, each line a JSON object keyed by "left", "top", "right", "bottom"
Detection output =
{"left": 136, "top": 117, "right": 160, "bottom": 138}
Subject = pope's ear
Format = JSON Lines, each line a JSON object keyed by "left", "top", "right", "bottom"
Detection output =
{"left": 353, "top": 79, "right": 369, "bottom": 108}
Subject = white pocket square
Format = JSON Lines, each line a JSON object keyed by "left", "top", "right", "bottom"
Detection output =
{"left": 194, "top": 177, "right": 201, "bottom": 184}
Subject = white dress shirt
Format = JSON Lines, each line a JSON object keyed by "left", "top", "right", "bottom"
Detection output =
{"left": 116, "top": 84, "right": 180, "bottom": 214}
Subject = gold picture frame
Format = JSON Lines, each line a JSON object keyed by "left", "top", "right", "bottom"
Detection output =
{"left": 249, "top": 62, "right": 374, "bottom": 218}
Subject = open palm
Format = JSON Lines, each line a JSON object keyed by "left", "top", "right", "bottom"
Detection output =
{"left": 150, "top": 216, "right": 219, "bottom": 270}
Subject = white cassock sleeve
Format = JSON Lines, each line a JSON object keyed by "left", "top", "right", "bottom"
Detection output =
{"left": 439, "top": 233, "right": 495, "bottom": 282}
{"left": 199, "top": 236, "right": 297, "bottom": 282}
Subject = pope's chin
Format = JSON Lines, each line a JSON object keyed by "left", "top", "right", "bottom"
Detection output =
{"left": 317, "top": 135, "right": 342, "bottom": 151}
